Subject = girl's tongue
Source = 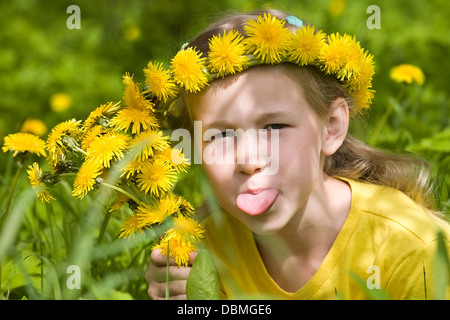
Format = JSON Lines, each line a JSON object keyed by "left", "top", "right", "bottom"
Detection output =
{"left": 236, "top": 189, "right": 279, "bottom": 216}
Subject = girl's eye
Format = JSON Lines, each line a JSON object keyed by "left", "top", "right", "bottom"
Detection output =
{"left": 211, "top": 130, "right": 235, "bottom": 141}
{"left": 265, "top": 124, "right": 286, "bottom": 130}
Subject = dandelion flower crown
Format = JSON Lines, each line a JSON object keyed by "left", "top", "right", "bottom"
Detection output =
{"left": 145, "top": 13, "right": 375, "bottom": 116}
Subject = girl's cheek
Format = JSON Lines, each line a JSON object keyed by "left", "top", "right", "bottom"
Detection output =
{"left": 203, "top": 162, "right": 233, "bottom": 186}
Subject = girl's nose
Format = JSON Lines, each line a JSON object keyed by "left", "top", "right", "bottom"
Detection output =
{"left": 237, "top": 159, "right": 270, "bottom": 175}
{"left": 235, "top": 131, "right": 270, "bottom": 175}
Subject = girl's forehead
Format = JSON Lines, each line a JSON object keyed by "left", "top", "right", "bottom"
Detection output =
{"left": 192, "top": 66, "right": 305, "bottom": 106}
{"left": 189, "top": 66, "right": 310, "bottom": 121}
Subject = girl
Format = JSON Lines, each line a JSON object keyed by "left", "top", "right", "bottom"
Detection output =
{"left": 145, "top": 9, "right": 450, "bottom": 300}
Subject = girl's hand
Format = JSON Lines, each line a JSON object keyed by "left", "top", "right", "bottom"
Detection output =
{"left": 145, "top": 248, "right": 197, "bottom": 300}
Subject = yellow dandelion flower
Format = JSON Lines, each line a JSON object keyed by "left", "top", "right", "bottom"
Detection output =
{"left": 81, "top": 125, "right": 104, "bottom": 151}
{"left": 136, "top": 203, "right": 168, "bottom": 227}
{"left": 121, "top": 158, "right": 145, "bottom": 179}
{"left": 136, "top": 158, "right": 177, "bottom": 196}
{"left": 3, "top": 132, "right": 47, "bottom": 157}
{"left": 337, "top": 35, "right": 364, "bottom": 82}
{"left": 390, "top": 64, "right": 425, "bottom": 85}
{"left": 27, "top": 162, "right": 55, "bottom": 203}
{"left": 46, "top": 119, "right": 82, "bottom": 163}
{"left": 27, "top": 162, "right": 41, "bottom": 187}
{"left": 244, "top": 13, "right": 291, "bottom": 64}
{"left": 347, "top": 50, "right": 375, "bottom": 90}
{"left": 86, "top": 131, "right": 129, "bottom": 168}
{"left": 36, "top": 188, "right": 55, "bottom": 203}
{"left": 50, "top": 93, "right": 73, "bottom": 113}
{"left": 328, "top": 0, "right": 347, "bottom": 18}
{"left": 136, "top": 193, "right": 180, "bottom": 227}
{"left": 21, "top": 118, "right": 47, "bottom": 136}
{"left": 72, "top": 160, "right": 103, "bottom": 199}
{"left": 119, "top": 214, "right": 144, "bottom": 239}
{"left": 129, "top": 130, "right": 169, "bottom": 161}
{"left": 110, "top": 107, "right": 159, "bottom": 135}
{"left": 155, "top": 146, "right": 190, "bottom": 173}
{"left": 319, "top": 33, "right": 352, "bottom": 75}
{"left": 168, "top": 147, "right": 191, "bottom": 173}
{"left": 288, "top": 25, "right": 326, "bottom": 66}
{"left": 144, "top": 61, "right": 178, "bottom": 102}
{"left": 153, "top": 216, "right": 204, "bottom": 266}
{"left": 124, "top": 23, "right": 141, "bottom": 42}
{"left": 171, "top": 47, "right": 209, "bottom": 93}
{"left": 158, "top": 192, "right": 182, "bottom": 215}
{"left": 84, "top": 101, "right": 121, "bottom": 131}
{"left": 208, "top": 30, "right": 249, "bottom": 78}
{"left": 351, "top": 86, "right": 375, "bottom": 113}
{"left": 153, "top": 234, "right": 197, "bottom": 267}
{"left": 122, "top": 73, "right": 155, "bottom": 111}
{"left": 169, "top": 215, "right": 204, "bottom": 244}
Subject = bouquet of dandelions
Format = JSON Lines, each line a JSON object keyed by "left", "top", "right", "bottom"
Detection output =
{"left": 2, "top": 70, "right": 205, "bottom": 269}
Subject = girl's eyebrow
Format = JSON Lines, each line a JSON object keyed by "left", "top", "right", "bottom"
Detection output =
{"left": 203, "top": 120, "right": 235, "bottom": 131}
{"left": 203, "top": 111, "right": 296, "bottom": 131}
{"left": 257, "top": 111, "right": 297, "bottom": 122}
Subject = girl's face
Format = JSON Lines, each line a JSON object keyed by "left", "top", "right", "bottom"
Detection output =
{"left": 189, "top": 66, "right": 329, "bottom": 235}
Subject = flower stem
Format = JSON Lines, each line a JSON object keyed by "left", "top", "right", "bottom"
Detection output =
{"left": 99, "top": 182, "right": 143, "bottom": 207}
{"left": 369, "top": 103, "right": 393, "bottom": 146}
{"left": 97, "top": 210, "right": 111, "bottom": 244}
{"left": 369, "top": 87, "right": 406, "bottom": 147}
{"left": 58, "top": 172, "right": 77, "bottom": 178}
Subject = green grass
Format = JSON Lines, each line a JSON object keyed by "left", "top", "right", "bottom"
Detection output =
{"left": 0, "top": 167, "right": 153, "bottom": 300}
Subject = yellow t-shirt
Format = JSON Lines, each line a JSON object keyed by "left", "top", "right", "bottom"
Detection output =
{"left": 203, "top": 178, "right": 450, "bottom": 299}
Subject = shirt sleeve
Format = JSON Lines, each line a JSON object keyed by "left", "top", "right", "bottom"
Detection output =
{"left": 385, "top": 238, "right": 450, "bottom": 300}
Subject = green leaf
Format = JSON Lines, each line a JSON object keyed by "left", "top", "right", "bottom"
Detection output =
{"left": 349, "top": 272, "right": 391, "bottom": 300}
{"left": 433, "top": 231, "right": 449, "bottom": 300}
{"left": 186, "top": 249, "right": 220, "bottom": 300}
{"left": 93, "top": 290, "right": 134, "bottom": 300}
{"left": 407, "top": 128, "right": 450, "bottom": 153}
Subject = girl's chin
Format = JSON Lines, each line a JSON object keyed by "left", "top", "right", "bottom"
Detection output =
{"left": 236, "top": 211, "right": 291, "bottom": 236}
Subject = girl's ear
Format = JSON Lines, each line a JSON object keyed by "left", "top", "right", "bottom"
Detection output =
{"left": 321, "top": 98, "right": 349, "bottom": 156}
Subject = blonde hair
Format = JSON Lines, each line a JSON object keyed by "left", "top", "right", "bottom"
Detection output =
{"left": 168, "top": 9, "right": 442, "bottom": 217}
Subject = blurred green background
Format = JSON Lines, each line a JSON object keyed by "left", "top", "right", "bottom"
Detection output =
{"left": 0, "top": 0, "right": 449, "bottom": 299}
{"left": 0, "top": 0, "right": 449, "bottom": 135}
